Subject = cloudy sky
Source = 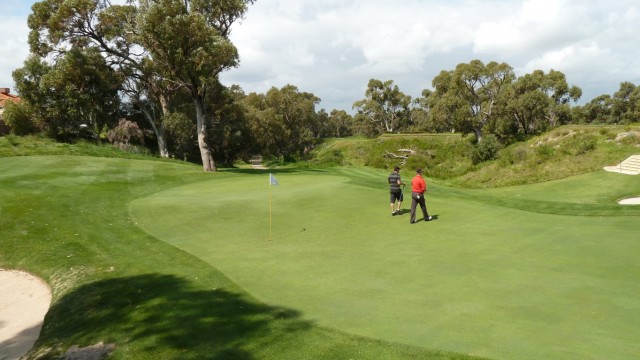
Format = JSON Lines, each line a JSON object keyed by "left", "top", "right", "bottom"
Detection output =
{"left": 2, "top": 0, "right": 639, "bottom": 112}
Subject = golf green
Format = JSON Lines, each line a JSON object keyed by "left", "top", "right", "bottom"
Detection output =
{"left": 130, "top": 167, "right": 640, "bottom": 360}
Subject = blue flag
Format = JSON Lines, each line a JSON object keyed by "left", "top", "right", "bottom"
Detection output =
{"left": 269, "top": 173, "right": 279, "bottom": 186}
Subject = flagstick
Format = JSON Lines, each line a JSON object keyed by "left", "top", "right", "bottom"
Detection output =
{"left": 269, "top": 183, "right": 272, "bottom": 241}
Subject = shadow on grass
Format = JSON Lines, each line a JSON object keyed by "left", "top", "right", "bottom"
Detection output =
{"left": 224, "top": 168, "right": 328, "bottom": 175}
{"left": 38, "top": 274, "right": 313, "bottom": 359}
{"left": 0, "top": 323, "right": 43, "bottom": 360}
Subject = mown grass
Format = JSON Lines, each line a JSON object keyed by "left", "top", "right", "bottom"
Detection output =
{"left": 2, "top": 126, "right": 639, "bottom": 359}
{"left": 131, "top": 167, "right": 640, "bottom": 360}
{"left": 0, "top": 145, "right": 476, "bottom": 359}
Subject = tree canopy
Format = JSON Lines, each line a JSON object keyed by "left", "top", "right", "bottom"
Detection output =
{"left": 8, "top": 1, "right": 638, "bottom": 169}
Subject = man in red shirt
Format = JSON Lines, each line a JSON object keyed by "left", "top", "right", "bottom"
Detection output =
{"left": 410, "top": 168, "right": 432, "bottom": 224}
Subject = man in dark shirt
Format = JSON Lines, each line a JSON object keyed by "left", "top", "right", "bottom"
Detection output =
{"left": 388, "top": 166, "right": 404, "bottom": 215}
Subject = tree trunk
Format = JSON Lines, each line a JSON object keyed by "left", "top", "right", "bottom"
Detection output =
{"left": 156, "top": 93, "right": 171, "bottom": 158}
{"left": 156, "top": 126, "right": 169, "bottom": 158}
{"left": 194, "top": 96, "right": 216, "bottom": 172}
{"left": 474, "top": 127, "right": 483, "bottom": 142}
{"left": 141, "top": 106, "right": 170, "bottom": 158}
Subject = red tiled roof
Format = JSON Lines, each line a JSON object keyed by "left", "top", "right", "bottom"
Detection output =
{"left": 0, "top": 89, "right": 21, "bottom": 108}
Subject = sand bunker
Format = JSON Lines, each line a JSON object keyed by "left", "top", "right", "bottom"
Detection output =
{"left": 618, "top": 197, "right": 640, "bottom": 205}
{"left": 0, "top": 269, "right": 51, "bottom": 360}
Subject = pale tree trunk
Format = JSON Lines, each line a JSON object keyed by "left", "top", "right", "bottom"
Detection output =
{"left": 384, "top": 121, "right": 393, "bottom": 133}
{"left": 474, "top": 128, "right": 484, "bottom": 142}
{"left": 139, "top": 86, "right": 172, "bottom": 158}
{"left": 155, "top": 126, "right": 169, "bottom": 158}
{"left": 156, "top": 93, "right": 170, "bottom": 158}
{"left": 141, "top": 104, "right": 170, "bottom": 158}
{"left": 194, "top": 96, "right": 216, "bottom": 172}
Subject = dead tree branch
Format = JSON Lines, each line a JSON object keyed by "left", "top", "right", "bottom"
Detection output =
{"left": 385, "top": 148, "right": 416, "bottom": 165}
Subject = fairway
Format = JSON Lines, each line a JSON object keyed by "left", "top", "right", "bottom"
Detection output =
{"left": 130, "top": 167, "right": 640, "bottom": 360}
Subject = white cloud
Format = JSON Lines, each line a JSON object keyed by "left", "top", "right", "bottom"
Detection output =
{"left": 0, "top": 17, "right": 31, "bottom": 92}
{"left": 4, "top": 0, "right": 640, "bottom": 110}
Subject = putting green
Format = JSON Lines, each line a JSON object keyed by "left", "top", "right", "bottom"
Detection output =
{"left": 130, "top": 168, "right": 640, "bottom": 360}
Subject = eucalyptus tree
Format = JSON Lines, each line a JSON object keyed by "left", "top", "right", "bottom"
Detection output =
{"left": 27, "top": 0, "right": 173, "bottom": 154}
{"left": 577, "top": 95, "right": 613, "bottom": 124}
{"left": 135, "top": 0, "right": 255, "bottom": 171}
{"left": 538, "top": 69, "right": 581, "bottom": 127}
{"left": 352, "top": 79, "right": 412, "bottom": 133}
{"left": 326, "top": 109, "right": 353, "bottom": 138}
{"left": 611, "top": 82, "right": 640, "bottom": 124}
{"left": 429, "top": 60, "right": 514, "bottom": 141}
{"left": 26, "top": 0, "right": 255, "bottom": 170}
{"left": 6, "top": 56, "right": 50, "bottom": 135}
{"left": 426, "top": 70, "right": 467, "bottom": 133}
{"left": 501, "top": 70, "right": 581, "bottom": 134}
{"left": 242, "top": 85, "right": 321, "bottom": 159}
{"left": 205, "top": 81, "right": 255, "bottom": 166}
{"left": 11, "top": 48, "right": 121, "bottom": 141}
{"left": 410, "top": 88, "right": 453, "bottom": 133}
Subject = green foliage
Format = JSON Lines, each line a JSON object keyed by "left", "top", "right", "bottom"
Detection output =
{"left": 313, "top": 148, "right": 345, "bottom": 166}
{"left": 242, "top": 85, "right": 321, "bottom": 160}
{"left": 575, "top": 137, "right": 597, "bottom": 155}
{"left": 599, "top": 127, "right": 615, "bottom": 139}
{"left": 352, "top": 79, "right": 412, "bottom": 133}
{"left": 470, "top": 134, "right": 502, "bottom": 164}
{"left": 307, "top": 124, "right": 640, "bottom": 188}
{"left": 428, "top": 60, "right": 515, "bottom": 139}
{"left": 558, "top": 132, "right": 598, "bottom": 155}
{"left": 3, "top": 134, "right": 20, "bottom": 146}
{"left": 12, "top": 49, "right": 121, "bottom": 142}
{"left": 498, "top": 145, "right": 530, "bottom": 166}
{"left": 1, "top": 101, "right": 37, "bottom": 135}
{"left": 535, "top": 143, "right": 555, "bottom": 160}
{"left": 163, "top": 112, "right": 196, "bottom": 160}
{"left": 0, "top": 135, "right": 156, "bottom": 159}
{"left": 618, "top": 132, "right": 639, "bottom": 146}
{"left": 326, "top": 109, "right": 353, "bottom": 137}
{"left": 309, "top": 134, "right": 474, "bottom": 179}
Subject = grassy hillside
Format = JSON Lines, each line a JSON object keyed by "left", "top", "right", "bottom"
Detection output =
{"left": 309, "top": 125, "right": 640, "bottom": 187}
{"left": 0, "top": 134, "right": 157, "bottom": 160}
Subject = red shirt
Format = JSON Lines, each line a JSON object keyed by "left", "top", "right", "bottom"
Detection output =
{"left": 411, "top": 174, "right": 426, "bottom": 193}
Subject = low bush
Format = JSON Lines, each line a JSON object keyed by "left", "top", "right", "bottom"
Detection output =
{"left": 470, "top": 134, "right": 502, "bottom": 164}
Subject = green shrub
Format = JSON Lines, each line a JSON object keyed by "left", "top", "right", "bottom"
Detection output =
{"left": 471, "top": 134, "right": 502, "bottom": 165}
{"left": 598, "top": 127, "right": 616, "bottom": 140}
{"left": 404, "top": 154, "right": 429, "bottom": 172}
{"left": 4, "top": 134, "right": 20, "bottom": 147}
{"left": 575, "top": 137, "right": 597, "bottom": 155}
{"left": 314, "top": 149, "right": 344, "bottom": 166}
{"left": 499, "top": 146, "right": 529, "bottom": 166}
{"left": 2, "top": 102, "right": 38, "bottom": 136}
{"left": 364, "top": 155, "right": 388, "bottom": 168}
{"left": 619, "top": 132, "right": 639, "bottom": 146}
{"left": 535, "top": 143, "right": 555, "bottom": 160}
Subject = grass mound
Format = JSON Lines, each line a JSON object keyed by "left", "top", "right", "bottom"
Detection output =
{"left": 309, "top": 125, "right": 640, "bottom": 187}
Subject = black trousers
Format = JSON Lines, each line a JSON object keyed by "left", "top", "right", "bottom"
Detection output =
{"left": 410, "top": 191, "right": 429, "bottom": 223}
